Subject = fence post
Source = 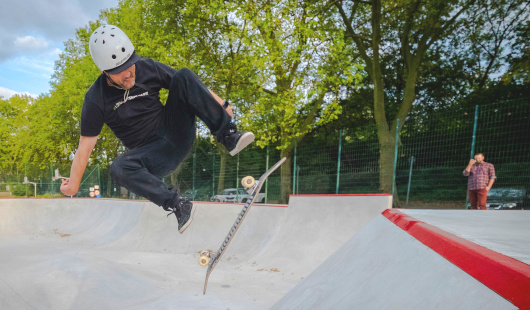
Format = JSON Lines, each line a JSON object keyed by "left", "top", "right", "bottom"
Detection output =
{"left": 25, "top": 163, "right": 28, "bottom": 197}
{"left": 236, "top": 153, "right": 240, "bottom": 202}
{"left": 466, "top": 105, "right": 479, "bottom": 209}
{"left": 336, "top": 129, "right": 342, "bottom": 194}
{"left": 50, "top": 162, "right": 54, "bottom": 196}
{"left": 292, "top": 140, "right": 297, "bottom": 195}
{"left": 392, "top": 119, "right": 400, "bottom": 197}
{"left": 296, "top": 165, "right": 300, "bottom": 194}
{"left": 406, "top": 156, "right": 415, "bottom": 208}
{"left": 193, "top": 152, "right": 196, "bottom": 200}
{"left": 470, "top": 105, "right": 479, "bottom": 159}
{"left": 212, "top": 151, "right": 215, "bottom": 199}
{"left": 265, "top": 145, "right": 270, "bottom": 203}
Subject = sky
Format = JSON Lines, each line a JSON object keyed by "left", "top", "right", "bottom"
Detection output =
{"left": 0, "top": 0, "right": 120, "bottom": 99}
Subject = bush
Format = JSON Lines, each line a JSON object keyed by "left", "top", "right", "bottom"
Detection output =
{"left": 10, "top": 183, "right": 29, "bottom": 197}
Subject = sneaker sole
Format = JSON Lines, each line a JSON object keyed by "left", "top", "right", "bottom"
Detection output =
{"left": 179, "top": 204, "right": 197, "bottom": 234}
{"left": 230, "top": 132, "right": 255, "bottom": 156}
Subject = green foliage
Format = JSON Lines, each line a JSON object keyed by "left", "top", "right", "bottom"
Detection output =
{"left": 9, "top": 183, "right": 28, "bottom": 197}
{"left": 0, "top": 0, "right": 528, "bottom": 204}
{"left": 503, "top": 20, "right": 530, "bottom": 85}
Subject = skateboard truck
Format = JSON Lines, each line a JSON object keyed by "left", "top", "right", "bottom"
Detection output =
{"left": 241, "top": 176, "right": 259, "bottom": 195}
{"left": 198, "top": 250, "right": 217, "bottom": 267}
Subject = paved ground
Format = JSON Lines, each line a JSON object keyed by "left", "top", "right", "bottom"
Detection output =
{"left": 0, "top": 195, "right": 390, "bottom": 309}
{"left": 399, "top": 209, "right": 530, "bottom": 265}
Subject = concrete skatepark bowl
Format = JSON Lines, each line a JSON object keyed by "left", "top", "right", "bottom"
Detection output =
{"left": 1, "top": 194, "right": 528, "bottom": 309}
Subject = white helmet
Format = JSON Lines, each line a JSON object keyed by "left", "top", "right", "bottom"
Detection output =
{"left": 89, "top": 25, "right": 140, "bottom": 74}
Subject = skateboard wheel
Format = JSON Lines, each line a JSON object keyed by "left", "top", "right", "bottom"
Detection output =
{"left": 241, "top": 176, "right": 255, "bottom": 188}
{"left": 199, "top": 255, "right": 210, "bottom": 266}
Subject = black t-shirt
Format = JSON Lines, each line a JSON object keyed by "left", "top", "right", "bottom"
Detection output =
{"left": 81, "top": 58, "right": 177, "bottom": 149}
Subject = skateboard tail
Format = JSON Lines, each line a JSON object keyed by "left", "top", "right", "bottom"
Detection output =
{"left": 203, "top": 268, "right": 212, "bottom": 295}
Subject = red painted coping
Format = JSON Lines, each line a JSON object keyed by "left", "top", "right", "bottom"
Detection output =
{"left": 290, "top": 193, "right": 391, "bottom": 197}
{"left": 194, "top": 201, "right": 288, "bottom": 208}
{"left": 383, "top": 209, "right": 530, "bottom": 310}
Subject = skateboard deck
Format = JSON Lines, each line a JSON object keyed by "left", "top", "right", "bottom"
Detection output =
{"left": 202, "top": 157, "right": 286, "bottom": 294}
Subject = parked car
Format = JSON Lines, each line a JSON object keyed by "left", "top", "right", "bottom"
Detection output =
{"left": 181, "top": 189, "right": 197, "bottom": 201}
{"left": 486, "top": 187, "right": 528, "bottom": 210}
{"left": 211, "top": 188, "right": 266, "bottom": 203}
{"left": 181, "top": 189, "right": 211, "bottom": 202}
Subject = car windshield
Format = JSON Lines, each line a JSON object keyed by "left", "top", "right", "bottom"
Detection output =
{"left": 221, "top": 189, "right": 236, "bottom": 195}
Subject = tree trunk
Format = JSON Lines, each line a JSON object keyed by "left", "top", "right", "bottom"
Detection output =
{"left": 373, "top": 71, "right": 397, "bottom": 197}
{"left": 371, "top": 0, "right": 394, "bottom": 195}
{"left": 279, "top": 148, "right": 293, "bottom": 204}
{"left": 378, "top": 136, "right": 394, "bottom": 192}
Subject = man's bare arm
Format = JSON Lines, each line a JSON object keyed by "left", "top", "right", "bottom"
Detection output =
{"left": 60, "top": 136, "right": 98, "bottom": 196}
{"left": 463, "top": 159, "right": 476, "bottom": 176}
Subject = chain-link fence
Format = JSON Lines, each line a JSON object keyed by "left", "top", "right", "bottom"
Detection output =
{"left": 396, "top": 98, "right": 529, "bottom": 208}
{"left": 0, "top": 163, "right": 103, "bottom": 198}
{"left": 1, "top": 98, "right": 528, "bottom": 208}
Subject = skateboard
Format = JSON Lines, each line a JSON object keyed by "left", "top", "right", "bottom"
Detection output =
{"left": 200, "top": 157, "right": 286, "bottom": 294}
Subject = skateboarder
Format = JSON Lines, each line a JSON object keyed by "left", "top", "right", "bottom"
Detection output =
{"left": 60, "top": 25, "right": 255, "bottom": 233}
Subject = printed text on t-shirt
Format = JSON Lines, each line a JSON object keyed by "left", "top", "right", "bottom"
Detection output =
{"left": 113, "top": 91, "right": 149, "bottom": 110}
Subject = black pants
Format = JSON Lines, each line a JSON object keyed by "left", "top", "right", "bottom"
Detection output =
{"left": 109, "top": 68, "right": 232, "bottom": 209}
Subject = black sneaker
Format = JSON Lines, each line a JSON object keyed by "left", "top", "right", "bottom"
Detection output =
{"left": 168, "top": 198, "right": 196, "bottom": 234}
{"left": 217, "top": 123, "right": 255, "bottom": 156}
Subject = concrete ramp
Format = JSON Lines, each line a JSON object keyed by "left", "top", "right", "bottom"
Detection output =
{"left": 4, "top": 196, "right": 527, "bottom": 309}
{"left": 0, "top": 194, "right": 390, "bottom": 309}
{"left": 271, "top": 209, "right": 530, "bottom": 310}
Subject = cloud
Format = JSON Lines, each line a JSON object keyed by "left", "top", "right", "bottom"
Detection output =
{"left": 0, "top": 0, "right": 119, "bottom": 96}
{"left": 14, "top": 36, "right": 49, "bottom": 50}
{"left": 21, "top": 56, "right": 55, "bottom": 74}
{"left": 51, "top": 48, "right": 63, "bottom": 57}
{"left": 0, "top": 0, "right": 119, "bottom": 62}
{"left": 0, "top": 86, "right": 38, "bottom": 99}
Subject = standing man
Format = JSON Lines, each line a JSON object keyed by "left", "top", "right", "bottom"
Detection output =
{"left": 60, "top": 25, "right": 255, "bottom": 233}
{"left": 463, "top": 153, "right": 496, "bottom": 210}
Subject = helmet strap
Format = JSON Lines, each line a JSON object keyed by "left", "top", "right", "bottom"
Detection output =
{"left": 104, "top": 72, "right": 126, "bottom": 90}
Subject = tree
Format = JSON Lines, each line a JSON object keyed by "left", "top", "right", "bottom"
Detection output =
{"left": 110, "top": 0, "right": 359, "bottom": 203}
{"left": 503, "top": 20, "right": 530, "bottom": 84}
{"left": 0, "top": 96, "right": 25, "bottom": 171}
{"left": 331, "top": 0, "right": 528, "bottom": 202}
{"left": 225, "top": 0, "right": 358, "bottom": 203}
{"left": 465, "top": 0, "right": 530, "bottom": 89}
